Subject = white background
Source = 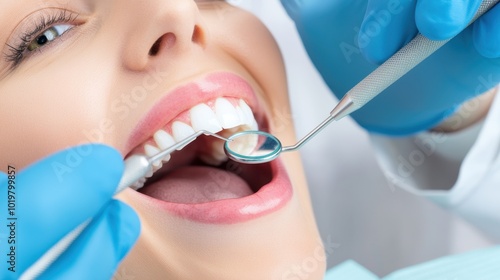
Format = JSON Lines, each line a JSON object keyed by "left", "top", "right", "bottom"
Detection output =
{"left": 233, "top": 0, "right": 494, "bottom": 276}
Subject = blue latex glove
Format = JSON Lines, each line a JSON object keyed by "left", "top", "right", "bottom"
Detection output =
{"left": 282, "top": 0, "right": 500, "bottom": 135}
{"left": 0, "top": 145, "right": 140, "bottom": 280}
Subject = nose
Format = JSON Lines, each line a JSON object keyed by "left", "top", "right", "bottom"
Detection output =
{"left": 119, "top": 0, "right": 206, "bottom": 71}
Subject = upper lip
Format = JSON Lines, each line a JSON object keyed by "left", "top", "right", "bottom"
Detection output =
{"left": 122, "top": 71, "right": 293, "bottom": 224}
{"left": 124, "top": 72, "right": 264, "bottom": 156}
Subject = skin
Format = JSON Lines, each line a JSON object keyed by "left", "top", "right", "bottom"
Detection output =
{"left": 0, "top": 0, "right": 325, "bottom": 279}
{"left": 433, "top": 88, "right": 497, "bottom": 133}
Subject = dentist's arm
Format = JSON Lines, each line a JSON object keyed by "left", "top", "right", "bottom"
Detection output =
{"left": 0, "top": 145, "right": 140, "bottom": 280}
{"left": 281, "top": 0, "right": 500, "bottom": 135}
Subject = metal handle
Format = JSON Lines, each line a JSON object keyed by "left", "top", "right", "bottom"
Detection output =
{"left": 330, "top": 0, "right": 500, "bottom": 120}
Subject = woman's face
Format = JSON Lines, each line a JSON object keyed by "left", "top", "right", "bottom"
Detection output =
{"left": 0, "top": 1, "right": 325, "bottom": 279}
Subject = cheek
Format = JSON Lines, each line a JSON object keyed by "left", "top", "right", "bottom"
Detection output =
{"left": 0, "top": 66, "right": 115, "bottom": 169}
{"left": 207, "top": 8, "right": 287, "bottom": 96}
{"left": 207, "top": 8, "right": 290, "bottom": 130}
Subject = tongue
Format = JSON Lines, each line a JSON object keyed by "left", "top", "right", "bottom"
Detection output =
{"left": 139, "top": 166, "right": 254, "bottom": 203}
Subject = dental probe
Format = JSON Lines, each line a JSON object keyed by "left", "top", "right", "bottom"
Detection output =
{"left": 286, "top": 0, "right": 500, "bottom": 154}
{"left": 117, "top": 130, "right": 230, "bottom": 193}
{"left": 330, "top": 0, "right": 500, "bottom": 120}
{"left": 20, "top": 130, "right": 230, "bottom": 280}
{"left": 222, "top": 0, "right": 500, "bottom": 165}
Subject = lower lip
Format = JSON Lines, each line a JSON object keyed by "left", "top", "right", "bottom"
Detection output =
{"left": 133, "top": 159, "right": 293, "bottom": 224}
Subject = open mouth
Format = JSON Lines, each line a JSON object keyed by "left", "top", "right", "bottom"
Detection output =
{"left": 129, "top": 97, "right": 269, "bottom": 201}
{"left": 124, "top": 73, "right": 292, "bottom": 224}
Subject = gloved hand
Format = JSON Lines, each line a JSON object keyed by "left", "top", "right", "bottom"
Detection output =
{"left": 281, "top": 0, "right": 500, "bottom": 135}
{"left": 0, "top": 145, "right": 140, "bottom": 280}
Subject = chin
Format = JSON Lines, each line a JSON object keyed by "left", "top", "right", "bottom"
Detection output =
{"left": 114, "top": 72, "right": 325, "bottom": 279}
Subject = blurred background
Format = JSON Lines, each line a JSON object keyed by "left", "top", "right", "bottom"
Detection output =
{"left": 234, "top": 0, "right": 494, "bottom": 276}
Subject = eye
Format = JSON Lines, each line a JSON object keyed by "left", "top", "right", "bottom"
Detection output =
{"left": 27, "top": 25, "right": 73, "bottom": 52}
{"left": 3, "top": 9, "right": 79, "bottom": 69}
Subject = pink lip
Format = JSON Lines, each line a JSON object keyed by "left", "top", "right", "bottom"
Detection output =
{"left": 135, "top": 159, "right": 293, "bottom": 224}
{"left": 125, "top": 72, "right": 261, "bottom": 153}
{"left": 126, "top": 72, "right": 293, "bottom": 224}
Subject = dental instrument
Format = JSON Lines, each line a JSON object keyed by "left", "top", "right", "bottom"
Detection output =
{"left": 224, "top": 0, "right": 499, "bottom": 164}
{"left": 118, "top": 130, "right": 230, "bottom": 193}
{"left": 21, "top": 130, "right": 230, "bottom": 280}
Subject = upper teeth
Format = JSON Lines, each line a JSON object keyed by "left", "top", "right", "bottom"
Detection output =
{"left": 136, "top": 98, "right": 258, "bottom": 188}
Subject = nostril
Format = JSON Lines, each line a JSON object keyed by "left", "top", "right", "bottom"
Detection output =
{"left": 149, "top": 33, "right": 177, "bottom": 56}
{"left": 149, "top": 38, "right": 162, "bottom": 56}
{"left": 192, "top": 25, "right": 205, "bottom": 45}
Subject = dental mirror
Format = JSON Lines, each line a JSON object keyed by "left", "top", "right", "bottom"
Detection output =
{"left": 224, "top": 0, "right": 500, "bottom": 165}
{"left": 225, "top": 105, "right": 343, "bottom": 164}
{"left": 224, "top": 131, "right": 282, "bottom": 164}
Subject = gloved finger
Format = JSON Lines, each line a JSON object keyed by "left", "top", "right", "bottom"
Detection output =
{"left": 39, "top": 200, "right": 140, "bottom": 280}
{"left": 416, "top": 0, "right": 483, "bottom": 40}
{"left": 359, "top": 0, "right": 418, "bottom": 64}
{"left": 473, "top": 3, "right": 500, "bottom": 58}
{"left": 0, "top": 172, "right": 6, "bottom": 185}
{"left": 14, "top": 144, "right": 124, "bottom": 273}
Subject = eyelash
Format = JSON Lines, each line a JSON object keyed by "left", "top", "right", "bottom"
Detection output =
{"left": 4, "top": 9, "right": 78, "bottom": 68}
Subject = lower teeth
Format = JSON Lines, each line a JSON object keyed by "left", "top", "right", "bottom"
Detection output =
{"left": 131, "top": 125, "right": 256, "bottom": 191}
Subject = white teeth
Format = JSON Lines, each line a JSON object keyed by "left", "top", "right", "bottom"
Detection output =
{"left": 235, "top": 106, "right": 247, "bottom": 127}
{"left": 153, "top": 130, "right": 175, "bottom": 162}
{"left": 132, "top": 177, "right": 147, "bottom": 190}
{"left": 198, "top": 154, "right": 222, "bottom": 166}
{"left": 239, "top": 99, "right": 258, "bottom": 130}
{"left": 154, "top": 129, "right": 176, "bottom": 150}
{"left": 215, "top": 98, "right": 241, "bottom": 129}
{"left": 131, "top": 182, "right": 142, "bottom": 190}
{"left": 232, "top": 134, "right": 259, "bottom": 157}
{"left": 239, "top": 99, "right": 253, "bottom": 121}
{"left": 144, "top": 144, "right": 162, "bottom": 167}
{"left": 144, "top": 144, "right": 160, "bottom": 157}
{"left": 210, "top": 140, "right": 229, "bottom": 162}
{"left": 190, "top": 104, "right": 223, "bottom": 133}
{"left": 136, "top": 97, "right": 259, "bottom": 186}
{"left": 132, "top": 98, "right": 260, "bottom": 190}
{"left": 172, "top": 121, "right": 196, "bottom": 142}
{"left": 198, "top": 138, "right": 229, "bottom": 166}
{"left": 152, "top": 162, "right": 163, "bottom": 172}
